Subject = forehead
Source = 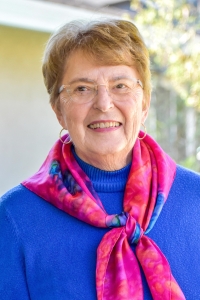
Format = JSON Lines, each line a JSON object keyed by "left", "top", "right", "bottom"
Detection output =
{"left": 62, "top": 50, "right": 140, "bottom": 82}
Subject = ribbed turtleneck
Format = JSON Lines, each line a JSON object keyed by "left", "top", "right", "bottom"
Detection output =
{"left": 72, "top": 146, "right": 131, "bottom": 193}
{"left": 72, "top": 146, "right": 131, "bottom": 214}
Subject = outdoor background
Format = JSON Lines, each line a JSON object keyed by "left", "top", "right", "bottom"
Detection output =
{"left": 0, "top": 0, "right": 200, "bottom": 196}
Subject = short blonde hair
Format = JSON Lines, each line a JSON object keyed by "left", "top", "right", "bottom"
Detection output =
{"left": 42, "top": 19, "right": 151, "bottom": 109}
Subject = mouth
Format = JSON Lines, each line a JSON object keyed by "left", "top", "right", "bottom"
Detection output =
{"left": 88, "top": 121, "right": 121, "bottom": 129}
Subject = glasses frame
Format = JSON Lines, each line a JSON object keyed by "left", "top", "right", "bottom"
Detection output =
{"left": 59, "top": 79, "right": 143, "bottom": 94}
{"left": 58, "top": 78, "right": 143, "bottom": 104}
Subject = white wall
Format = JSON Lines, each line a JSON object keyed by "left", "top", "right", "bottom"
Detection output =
{"left": 0, "top": 26, "right": 60, "bottom": 195}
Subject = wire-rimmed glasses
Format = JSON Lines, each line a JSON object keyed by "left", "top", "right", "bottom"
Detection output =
{"left": 58, "top": 78, "right": 143, "bottom": 104}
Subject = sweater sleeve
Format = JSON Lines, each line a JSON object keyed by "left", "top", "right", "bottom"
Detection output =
{"left": 0, "top": 201, "right": 30, "bottom": 299}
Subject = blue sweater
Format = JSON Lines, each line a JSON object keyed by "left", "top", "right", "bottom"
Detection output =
{"left": 0, "top": 155, "right": 200, "bottom": 299}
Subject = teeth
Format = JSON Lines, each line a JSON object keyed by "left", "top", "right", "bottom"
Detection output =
{"left": 89, "top": 122, "right": 121, "bottom": 129}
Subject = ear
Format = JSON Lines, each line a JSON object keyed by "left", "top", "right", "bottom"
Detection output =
{"left": 142, "top": 96, "right": 151, "bottom": 123}
{"left": 51, "top": 103, "right": 67, "bottom": 129}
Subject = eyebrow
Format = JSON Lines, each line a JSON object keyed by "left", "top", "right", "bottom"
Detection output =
{"left": 67, "top": 75, "right": 137, "bottom": 85}
{"left": 111, "top": 75, "right": 135, "bottom": 81}
{"left": 67, "top": 78, "right": 95, "bottom": 85}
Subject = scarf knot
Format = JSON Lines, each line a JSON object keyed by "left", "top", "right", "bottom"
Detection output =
{"left": 106, "top": 212, "right": 143, "bottom": 245}
{"left": 105, "top": 211, "right": 128, "bottom": 227}
{"left": 126, "top": 215, "right": 144, "bottom": 244}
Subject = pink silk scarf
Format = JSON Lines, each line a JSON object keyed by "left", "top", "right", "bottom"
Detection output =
{"left": 22, "top": 133, "right": 186, "bottom": 300}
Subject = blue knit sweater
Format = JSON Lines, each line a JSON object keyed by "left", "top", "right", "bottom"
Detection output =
{"left": 0, "top": 152, "right": 200, "bottom": 299}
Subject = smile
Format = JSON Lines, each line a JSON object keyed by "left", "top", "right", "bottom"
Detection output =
{"left": 88, "top": 121, "right": 121, "bottom": 129}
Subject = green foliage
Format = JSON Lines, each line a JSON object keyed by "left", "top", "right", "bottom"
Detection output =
{"left": 128, "top": 0, "right": 200, "bottom": 109}
{"left": 180, "top": 155, "right": 200, "bottom": 172}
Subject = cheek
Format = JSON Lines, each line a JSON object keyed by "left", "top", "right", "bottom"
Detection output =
{"left": 126, "top": 95, "right": 143, "bottom": 117}
{"left": 133, "top": 93, "right": 144, "bottom": 115}
{"left": 60, "top": 101, "right": 87, "bottom": 130}
{"left": 122, "top": 98, "right": 144, "bottom": 133}
{"left": 60, "top": 94, "right": 70, "bottom": 106}
{"left": 133, "top": 89, "right": 144, "bottom": 105}
{"left": 60, "top": 96, "right": 74, "bottom": 119}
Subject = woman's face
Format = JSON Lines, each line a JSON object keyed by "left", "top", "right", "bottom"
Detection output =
{"left": 54, "top": 50, "right": 149, "bottom": 169}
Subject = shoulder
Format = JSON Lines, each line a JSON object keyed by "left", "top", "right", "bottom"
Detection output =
{"left": 0, "top": 184, "right": 31, "bottom": 212}
{"left": 171, "top": 164, "right": 200, "bottom": 194}
{"left": 167, "top": 164, "right": 200, "bottom": 216}
{"left": 0, "top": 184, "right": 67, "bottom": 229}
{"left": 1, "top": 184, "right": 34, "bottom": 201}
{"left": 0, "top": 184, "right": 42, "bottom": 213}
{"left": 176, "top": 164, "right": 200, "bottom": 180}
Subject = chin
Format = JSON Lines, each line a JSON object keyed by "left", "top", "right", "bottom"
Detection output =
{"left": 90, "top": 143, "right": 130, "bottom": 157}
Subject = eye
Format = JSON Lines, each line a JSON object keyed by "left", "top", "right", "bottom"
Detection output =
{"left": 71, "top": 85, "right": 94, "bottom": 95}
{"left": 112, "top": 82, "right": 131, "bottom": 93}
{"left": 75, "top": 86, "right": 89, "bottom": 92}
{"left": 115, "top": 83, "right": 127, "bottom": 89}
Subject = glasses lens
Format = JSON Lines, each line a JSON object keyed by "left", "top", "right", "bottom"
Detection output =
{"left": 107, "top": 79, "right": 141, "bottom": 100}
{"left": 62, "top": 78, "right": 142, "bottom": 103}
{"left": 68, "top": 83, "right": 96, "bottom": 103}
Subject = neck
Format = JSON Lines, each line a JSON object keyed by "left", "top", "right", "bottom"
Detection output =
{"left": 73, "top": 148, "right": 132, "bottom": 171}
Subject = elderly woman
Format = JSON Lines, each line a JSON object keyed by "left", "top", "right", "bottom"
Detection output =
{"left": 0, "top": 19, "right": 200, "bottom": 300}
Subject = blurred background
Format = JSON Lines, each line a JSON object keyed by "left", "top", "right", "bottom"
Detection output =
{"left": 0, "top": 0, "right": 200, "bottom": 195}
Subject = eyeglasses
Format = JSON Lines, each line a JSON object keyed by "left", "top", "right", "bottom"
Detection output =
{"left": 58, "top": 78, "right": 143, "bottom": 104}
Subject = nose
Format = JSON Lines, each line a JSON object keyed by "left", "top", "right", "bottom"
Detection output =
{"left": 93, "top": 85, "right": 114, "bottom": 112}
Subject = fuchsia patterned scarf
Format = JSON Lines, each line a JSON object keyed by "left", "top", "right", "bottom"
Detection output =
{"left": 22, "top": 133, "right": 185, "bottom": 300}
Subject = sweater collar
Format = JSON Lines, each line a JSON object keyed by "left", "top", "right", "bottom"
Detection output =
{"left": 72, "top": 146, "right": 131, "bottom": 193}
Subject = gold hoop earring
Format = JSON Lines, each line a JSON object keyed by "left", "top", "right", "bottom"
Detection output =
{"left": 59, "top": 128, "right": 72, "bottom": 144}
{"left": 138, "top": 123, "right": 147, "bottom": 140}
